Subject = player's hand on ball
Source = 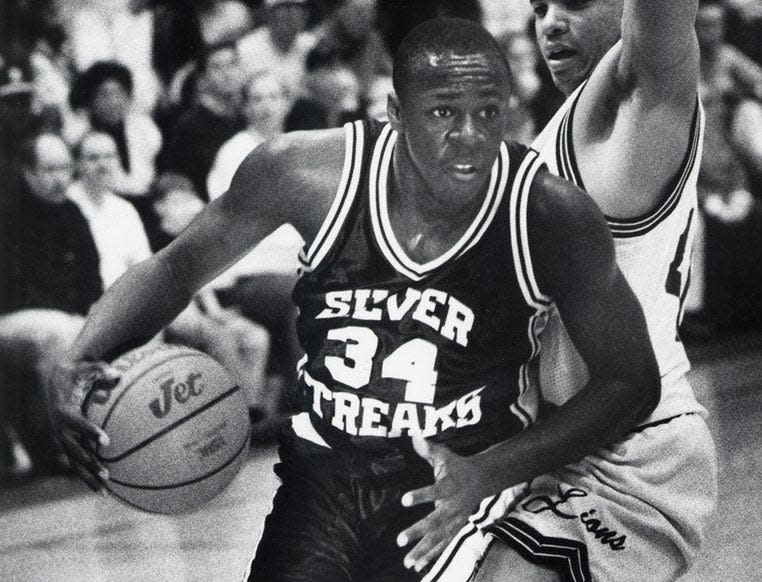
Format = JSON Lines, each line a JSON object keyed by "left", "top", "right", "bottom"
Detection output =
{"left": 46, "top": 358, "right": 121, "bottom": 491}
{"left": 397, "top": 435, "right": 499, "bottom": 573}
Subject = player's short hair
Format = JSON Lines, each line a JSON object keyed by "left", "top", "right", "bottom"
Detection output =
{"left": 392, "top": 17, "right": 512, "bottom": 100}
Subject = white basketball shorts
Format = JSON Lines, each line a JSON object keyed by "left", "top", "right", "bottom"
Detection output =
{"left": 423, "top": 413, "right": 717, "bottom": 582}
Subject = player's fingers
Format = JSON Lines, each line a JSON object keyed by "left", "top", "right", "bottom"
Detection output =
{"left": 61, "top": 408, "right": 110, "bottom": 447}
{"left": 402, "top": 528, "right": 450, "bottom": 572}
{"left": 96, "top": 364, "right": 122, "bottom": 387}
{"left": 59, "top": 431, "right": 105, "bottom": 478}
{"left": 397, "top": 508, "right": 444, "bottom": 548}
{"left": 411, "top": 537, "right": 450, "bottom": 573}
{"left": 87, "top": 364, "right": 121, "bottom": 395}
{"left": 401, "top": 483, "right": 440, "bottom": 507}
{"left": 72, "top": 459, "right": 107, "bottom": 493}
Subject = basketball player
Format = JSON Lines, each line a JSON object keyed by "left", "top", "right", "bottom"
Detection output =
{"left": 407, "top": 2, "right": 717, "bottom": 581}
{"left": 47, "top": 19, "right": 663, "bottom": 581}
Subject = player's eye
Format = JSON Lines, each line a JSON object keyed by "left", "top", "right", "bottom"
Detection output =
{"left": 432, "top": 107, "right": 453, "bottom": 118}
{"left": 479, "top": 105, "right": 500, "bottom": 119}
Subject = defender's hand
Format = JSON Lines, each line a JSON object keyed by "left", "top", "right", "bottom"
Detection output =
{"left": 397, "top": 435, "right": 498, "bottom": 573}
{"left": 46, "top": 358, "right": 121, "bottom": 491}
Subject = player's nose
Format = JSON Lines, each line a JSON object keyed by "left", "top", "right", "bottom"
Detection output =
{"left": 448, "top": 114, "right": 486, "bottom": 146}
{"left": 540, "top": 4, "right": 570, "bottom": 38}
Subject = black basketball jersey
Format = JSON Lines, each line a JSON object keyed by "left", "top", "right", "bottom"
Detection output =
{"left": 292, "top": 120, "right": 550, "bottom": 457}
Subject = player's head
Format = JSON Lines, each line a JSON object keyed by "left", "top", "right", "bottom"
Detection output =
{"left": 73, "top": 131, "right": 121, "bottom": 195}
{"left": 20, "top": 133, "right": 73, "bottom": 203}
{"left": 530, "top": 0, "right": 624, "bottom": 96}
{"left": 388, "top": 18, "right": 512, "bottom": 201}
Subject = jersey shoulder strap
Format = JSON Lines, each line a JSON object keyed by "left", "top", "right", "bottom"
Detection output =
{"left": 506, "top": 145, "right": 551, "bottom": 310}
{"left": 299, "top": 120, "right": 367, "bottom": 272}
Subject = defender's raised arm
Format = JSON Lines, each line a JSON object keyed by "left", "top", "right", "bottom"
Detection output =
{"left": 619, "top": 0, "right": 700, "bottom": 97}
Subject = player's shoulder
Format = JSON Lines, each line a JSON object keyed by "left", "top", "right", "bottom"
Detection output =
{"left": 527, "top": 167, "right": 605, "bottom": 230}
{"left": 526, "top": 167, "right": 613, "bottom": 262}
{"left": 527, "top": 168, "right": 616, "bottom": 297}
{"left": 234, "top": 126, "right": 347, "bottom": 194}
{"left": 227, "top": 126, "right": 352, "bottom": 236}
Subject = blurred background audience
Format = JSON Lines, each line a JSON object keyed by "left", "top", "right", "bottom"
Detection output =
{"left": 682, "top": 0, "right": 762, "bottom": 336}
{"left": 157, "top": 40, "right": 245, "bottom": 202}
{"left": 66, "top": 62, "right": 163, "bottom": 198}
{"left": 238, "top": 0, "right": 315, "bottom": 100}
{"left": 2, "top": 0, "right": 762, "bottom": 480}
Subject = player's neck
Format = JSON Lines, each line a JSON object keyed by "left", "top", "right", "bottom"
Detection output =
{"left": 387, "top": 151, "right": 485, "bottom": 262}
{"left": 391, "top": 144, "right": 486, "bottom": 220}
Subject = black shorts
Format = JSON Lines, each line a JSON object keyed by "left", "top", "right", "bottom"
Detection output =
{"left": 248, "top": 429, "right": 435, "bottom": 582}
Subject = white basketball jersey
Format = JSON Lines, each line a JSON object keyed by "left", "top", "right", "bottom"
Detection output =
{"left": 532, "top": 81, "right": 707, "bottom": 423}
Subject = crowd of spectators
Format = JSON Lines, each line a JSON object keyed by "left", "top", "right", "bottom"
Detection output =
{"left": 1, "top": 0, "right": 761, "bottom": 481}
{"left": 683, "top": 0, "right": 762, "bottom": 336}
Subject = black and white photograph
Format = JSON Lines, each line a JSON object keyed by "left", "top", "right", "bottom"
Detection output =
{"left": 1, "top": 0, "right": 761, "bottom": 580}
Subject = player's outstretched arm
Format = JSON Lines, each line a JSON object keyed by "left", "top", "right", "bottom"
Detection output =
{"left": 46, "top": 128, "right": 346, "bottom": 489}
{"left": 619, "top": 0, "right": 700, "bottom": 98}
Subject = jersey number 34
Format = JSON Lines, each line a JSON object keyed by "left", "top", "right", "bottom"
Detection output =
{"left": 325, "top": 326, "right": 439, "bottom": 404}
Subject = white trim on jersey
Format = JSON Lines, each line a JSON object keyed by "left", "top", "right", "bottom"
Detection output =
{"left": 606, "top": 102, "right": 704, "bottom": 237}
{"left": 557, "top": 100, "right": 584, "bottom": 188}
{"left": 511, "top": 151, "right": 551, "bottom": 307}
{"left": 369, "top": 127, "right": 510, "bottom": 281}
{"left": 551, "top": 90, "right": 705, "bottom": 239}
{"left": 508, "top": 149, "right": 550, "bottom": 428}
{"left": 299, "top": 120, "right": 365, "bottom": 272}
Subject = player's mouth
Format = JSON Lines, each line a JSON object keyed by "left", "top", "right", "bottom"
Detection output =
{"left": 545, "top": 46, "right": 578, "bottom": 68}
{"left": 451, "top": 163, "right": 479, "bottom": 180}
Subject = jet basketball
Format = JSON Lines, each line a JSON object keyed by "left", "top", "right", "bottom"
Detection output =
{"left": 83, "top": 344, "right": 250, "bottom": 514}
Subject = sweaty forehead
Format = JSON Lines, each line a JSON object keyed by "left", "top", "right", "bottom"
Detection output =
{"left": 408, "top": 50, "right": 509, "bottom": 89}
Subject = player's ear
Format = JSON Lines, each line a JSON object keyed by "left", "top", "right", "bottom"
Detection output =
{"left": 387, "top": 93, "right": 402, "bottom": 132}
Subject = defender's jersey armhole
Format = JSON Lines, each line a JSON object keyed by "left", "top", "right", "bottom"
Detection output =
{"left": 509, "top": 149, "right": 552, "bottom": 309}
{"left": 606, "top": 98, "right": 704, "bottom": 238}
{"left": 299, "top": 120, "right": 365, "bottom": 272}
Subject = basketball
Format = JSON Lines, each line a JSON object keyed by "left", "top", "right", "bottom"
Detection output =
{"left": 83, "top": 343, "right": 251, "bottom": 514}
